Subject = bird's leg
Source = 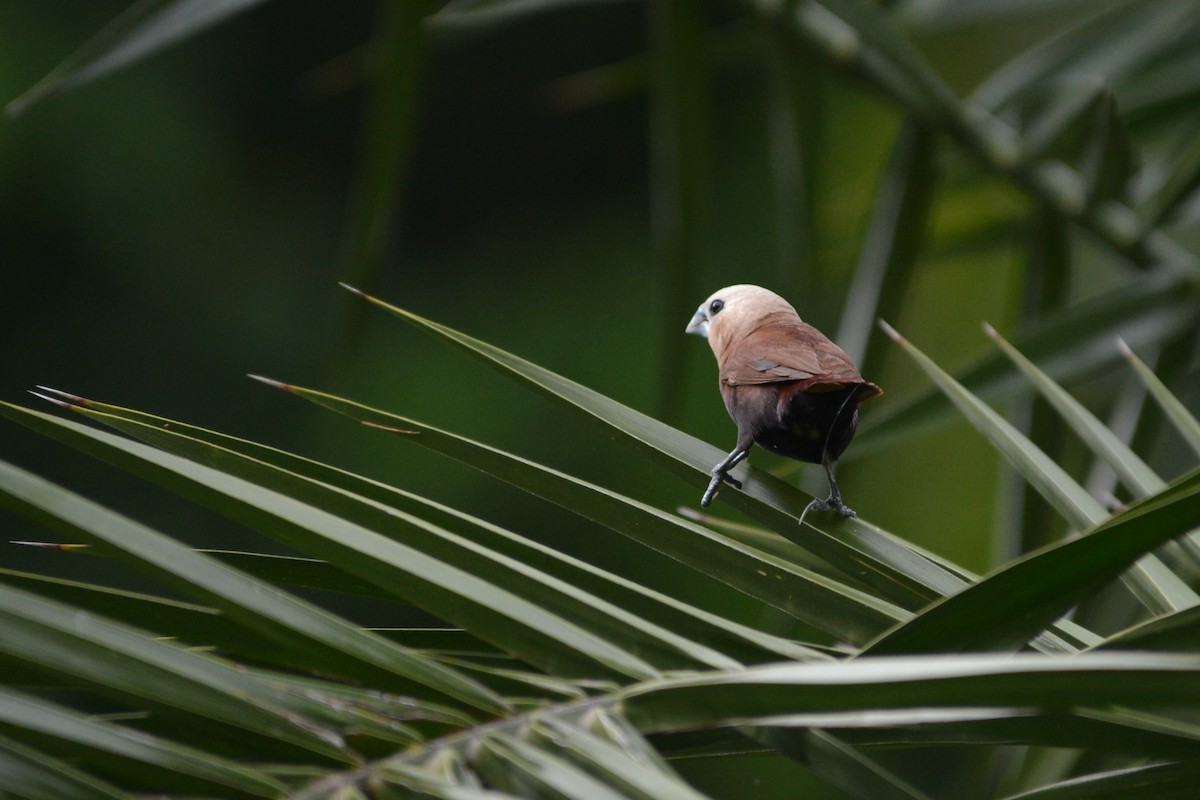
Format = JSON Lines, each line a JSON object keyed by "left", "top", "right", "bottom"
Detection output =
{"left": 701, "top": 445, "right": 750, "bottom": 507}
{"left": 799, "top": 453, "right": 856, "bottom": 523}
{"left": 800, "top": 386, "right": 861, "bottom": 524}
{"left": 821, "top": 451, "right": 856, "bottom": 518}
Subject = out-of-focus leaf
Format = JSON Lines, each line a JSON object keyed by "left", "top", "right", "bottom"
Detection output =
{"left": 904, "top": 0, "right": 1129, "bottom": 31}
{"left": 759, "top": 0, "right": 1200, "bottom": 279}
{"left": 1012, "top": 208, "right": 1072, "bottom": 556}
{"left": 7, "top": 0, "right": 274, "bottom": 116}
{"left": 864, "top": 466, "right": 1200, "bottom": 655}
{"left": 984, "top": 326, "right": 1163, "bottom": 498}
{"left": 1119, "top": 339, "right": 1200, "bottom": 458}
{"left": 879, "top": 321, "right": 1103, "bottom": 530}
{"left": 790, "top": 0, "right": 963, "bottom": 124}
{"left": 1020, "top": 81, "right": 1133, "bottom": 206}
{"left": 337, "top": 1, "right": 430, "bottom": 341}
{"left": 430, "top": 0, "right": 639, "bottom": 31}
{"left": 879, "top": 321, "right": 1198, "bottom": 617}
{"left": 1122, "top": 42, "right": 1200, "bottom": 125}
{"left": 1079, "top": 88, "right": 1134, "bottom": 206}
{"left": 1022, "top": 79, "right": 1103, "bottom": 162}
{"left": 856, "top": 270, "right": 1194, "bottom": 456}
{"left": 649, "top": 0, "right": 713, "bottom": 424}
{"left": 836, "top": 119, "right": 937, "bottom": 376}
{"left": 763, "top": 22, "right": 821, "bottom": 295}
{"left": 1138, "top": 131, "right": 1200, "bottom": 228}
{"left": 982, "top": 325, "right": 1198, "bottom": 612}
{"left": 970, "top": 0, "right": 1191, "bottom": 114}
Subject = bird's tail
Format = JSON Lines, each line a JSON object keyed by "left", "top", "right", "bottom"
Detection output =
{"left": 820, "top": 383, "right": 866, "bottom": 467}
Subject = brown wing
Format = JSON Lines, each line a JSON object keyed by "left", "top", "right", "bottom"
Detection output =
{"left": 719, "top": 320, "right": 867, "bottom": 388}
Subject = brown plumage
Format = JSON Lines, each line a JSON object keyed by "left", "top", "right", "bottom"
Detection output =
{"left": 686, "top": 284, "right": 882, "bottom": 516}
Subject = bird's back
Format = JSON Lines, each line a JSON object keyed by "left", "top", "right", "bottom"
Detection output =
{"left": 718, "top": 319, "right": 875, "bottom": 389}
{"left": 717, "top": 318, "right": 882, "bottom": 464}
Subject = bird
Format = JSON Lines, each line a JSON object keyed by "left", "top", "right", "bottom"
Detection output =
{"left": 685, "top": 284, "right": 882, "bottom": 518}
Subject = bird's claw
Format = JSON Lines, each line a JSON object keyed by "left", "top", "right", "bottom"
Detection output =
{"left": 829, "top": 500, "right": 857, "bottom": 518}
{"left": 700, "top": 470, "right": 742, "bottom": 507}
{"left": 798, "top": 497, "right": 857, "bottom": 526}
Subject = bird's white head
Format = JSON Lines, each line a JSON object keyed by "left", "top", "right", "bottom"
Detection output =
{"left": 685, "top": 284, "right": 799, "bottom": 352}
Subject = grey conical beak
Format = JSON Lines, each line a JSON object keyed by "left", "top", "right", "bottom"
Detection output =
{"left": 685, "top": 308, "right": 709, "bottom": 337}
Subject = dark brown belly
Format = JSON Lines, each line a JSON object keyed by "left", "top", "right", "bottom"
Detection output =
{"left": 755, "top": 385, "right": 862, "bottom": 464}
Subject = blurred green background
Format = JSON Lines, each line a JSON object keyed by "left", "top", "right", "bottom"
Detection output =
{"left": 1, "top": 1, "right": 1190, "bottom": 604}
{"left": 4, "top": 3, "right": 1200, "bottom": 797}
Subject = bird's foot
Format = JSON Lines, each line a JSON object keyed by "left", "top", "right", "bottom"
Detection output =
{"left": 701, "top": 470, "right": 742, "bottom": 508}
{"left": 828, "top": 498, "right": 857, "bottom": 518}
{"left": 798, "top": 497, "right": 857, "bottom": 525}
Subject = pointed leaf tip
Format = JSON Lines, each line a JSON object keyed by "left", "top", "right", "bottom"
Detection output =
{"left": 28, "top": 390, "right": 74, "bottom": 409}
{"left": 877, "top": 319, "right": 902, "bottom": 342}
{"left": 338, "top": 282, "right": 365, "bottom": 296}
{"left": 34, "top": 386, "right": 86, "bottom": 403}
{"left": 11, "top": 540, "right": 89, "bottom": 550}
{"left": 247, "top": 374, "right": 292, "bottom": 391}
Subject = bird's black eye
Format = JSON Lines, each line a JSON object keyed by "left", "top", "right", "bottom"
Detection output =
{"left": 709, "top": 299, "right": 724, "bottom": 315}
